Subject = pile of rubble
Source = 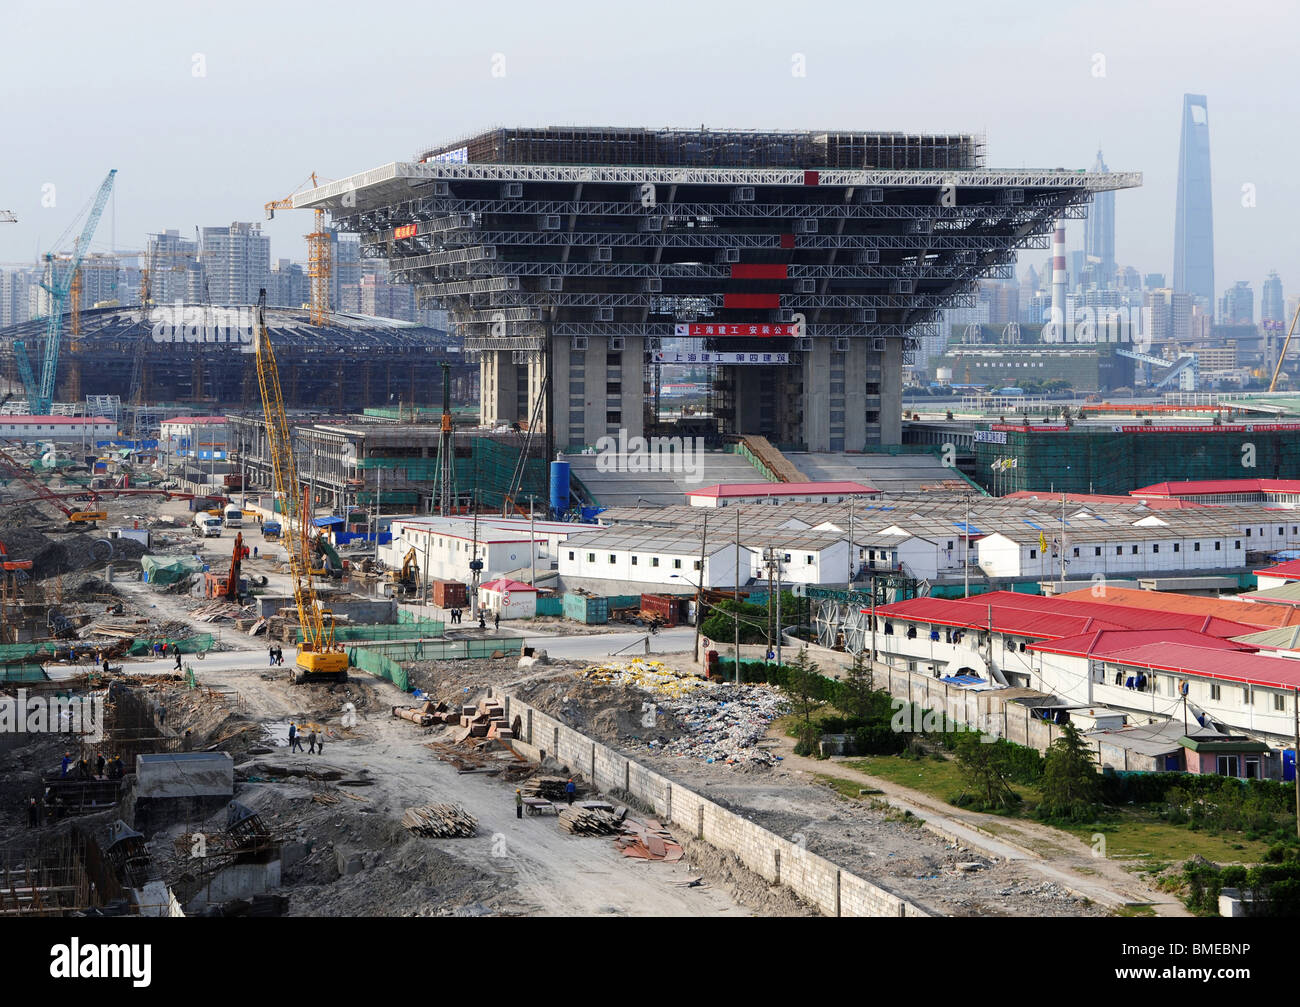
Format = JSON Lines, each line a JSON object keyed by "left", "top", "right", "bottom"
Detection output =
{"left": 649, "top": 684, "right": 789, "bottom": 767}
{"left": 615, "top": 817, "right": 684, "bottom": 862}
{"left": 579, "top": 659, "right": 712, "bottom": 699}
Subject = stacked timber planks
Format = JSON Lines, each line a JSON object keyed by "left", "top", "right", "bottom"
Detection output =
{"left": 401, "top": 804, "right": 478, "bottom": 837}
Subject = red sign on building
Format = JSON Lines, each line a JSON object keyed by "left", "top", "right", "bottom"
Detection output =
{"left": 393, "top": 224, "right": 417, "bottom": 239}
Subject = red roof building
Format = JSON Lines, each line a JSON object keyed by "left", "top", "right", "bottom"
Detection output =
{"left": 686, "top": 481, "right": 877, "bottom": 507}
{"left": 1130, "top": 478, "right": 1300, "bottom": 504}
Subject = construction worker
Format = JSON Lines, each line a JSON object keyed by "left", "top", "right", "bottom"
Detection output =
{"left": 94, "top": 648, "right": 102, "bottom": 667}
{"left": 96, "top": 752, "right": 106, "bottom": 778}
{"left": 306, "top": 729, "right": 318, "bottom": 755}
{"left": 27, "top": 796, "right": 38, "bottom": 828}
{"left": 109, "top": 754, "right": 124, "bottom": 780}
{"left": 77, "top": 756, "right": 91, "bottom": 780}
{"left": 515, "top": 789, "right": 523, "bottom": 819}
{"left": 60, "top": 752, "right": 71, "bottom": 778}
{"left": 289, "top": 724, "right": 303, "bottom": 753}
{"left": 174, "top": 650, "right": 183, "bottom": 672}
{"left": 182, "top": 729, "right": 193, "bottom": 752}
{"left": 268, "top": 645, "right": 276, "bottom": 667}
{"left": 565, "top": 778, "right": 576, "bottom": 805}
{"left": 493, "top": 611, "right": 500, "bottom": 631}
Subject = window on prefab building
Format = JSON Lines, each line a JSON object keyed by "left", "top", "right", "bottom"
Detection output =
{"left": 631, "top": 555, "right": 638, "bottom": 566}
{"left": 651, "top": 557, "right": 659, "bottom": 567}
{"left": 1209, "top": 682, "right": 1221, "bottom": 702}
{"left": 783, "top": 553, "right": 792, "bottom": 563}
{"left": 587, "top": 553, "right": 595, "bottom": 563}
{"left": 1275, "top": 693, "right": 1286, "bottom": 712}
{"left": 1174, "top": 543, "right": 1180, "bottom": 552}
{"left": 673, "top": 559, "right": 682, "bottom": 569}
{"left": 568, "top": 551, "right": 575, "bottom": 561}
{"left": 806, "top": 555, "right": 814, "bottom": 565}
{"left": 609, "top": 555, "right": 616, "bottom": 564}
{"left": 1153, "top": 544, "right": 1159, "bottom": 553}
{"left": 1030, "top": 549, "right": 1037, "bottom": 559}
{"left": 1132, "top": 545, "right": 1138, "bottom": 554}
{"left": 693, "top": 560, "right": 701, "bottom": 571}
{"left": 1217, "top": 755, "right": 1239, "bottom": 777}
{"left": 1073, "top": 547, "right": 1080, "bottom": 558}
{"left": 1235, "top": 541, "right": 1241, "bottom": 550}
{"left": 1116, "top": 546, "right": 1122, "bottom": 555}
{"left": 1095, "top": 546, "right": 1101, "bottom": 556}
{"left": 1215, "top": 541, "right": 1221, "bottom": 551}
{"left": 1246, "top": 528, "right": 1251, "bottom": 537}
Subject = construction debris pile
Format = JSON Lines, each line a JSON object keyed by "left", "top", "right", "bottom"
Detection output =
{"left": 650, "top": 684, "right": 789, "bottom": 767}
{"left": 558, "top": 806, "right": 620, "bottom": 835}
{"left": 615, "top": 818, "right": 684, "bottom": 862}
{"left": 401, "top": 804, "right": 478, "bottom": 838}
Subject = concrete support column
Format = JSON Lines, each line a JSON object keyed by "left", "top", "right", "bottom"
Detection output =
{"left": 480, "top": 351, "right": 520, "bottom": 428}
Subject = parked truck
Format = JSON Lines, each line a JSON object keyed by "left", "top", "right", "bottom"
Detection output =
{"left": 223, "top": 505, "right": 243, "bottom": 529}
{"left": 192, "top": 512, "right": 222, "bottom": 538}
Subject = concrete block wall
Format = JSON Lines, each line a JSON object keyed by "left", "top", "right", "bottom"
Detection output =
{"left": 495, "top": 688, "right": 929, "bottom": 918}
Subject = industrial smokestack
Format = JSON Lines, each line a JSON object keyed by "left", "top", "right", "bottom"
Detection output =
{"left": 1050, "top": 220, "right": 1067, "bottom": 341}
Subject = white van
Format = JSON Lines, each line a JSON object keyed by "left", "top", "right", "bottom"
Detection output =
{"left": 192, "top": 512, "right": 222, "bottom": 538}
{"left": 223, "top": 505, "right": 243, "bottom": 529}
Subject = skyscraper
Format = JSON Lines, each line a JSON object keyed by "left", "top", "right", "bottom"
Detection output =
{"left": 1084, "top": 150, "right": 1116, "bottom": 287}
{"left": 198, "top": 223, "right": 270, "bottom": 305}
{"left": 1173, "top": 94, "right": 1215, "bottom": 307}
{"left": 1261, "top": 271, "right": 1284, "bottom": 324}
{"left": 1219, "top": 281, "right": 1253, "bottom": 325}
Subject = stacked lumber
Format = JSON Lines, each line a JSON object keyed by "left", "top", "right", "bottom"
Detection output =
{"left": 557, "top": 806, "right": 620, "bottom": 836}
{"left": 614, "top": 817, "right": 684, "bottom": 861}
{"left": 401, "top": 804, "right": 478, "bottom": 837}
{"left": 521, "top": 775, "right": 585, "bottom": 801}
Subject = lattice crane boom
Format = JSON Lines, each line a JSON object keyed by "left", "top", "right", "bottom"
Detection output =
{"left": 252, "top": 290, "right": 347, "bottom": 682}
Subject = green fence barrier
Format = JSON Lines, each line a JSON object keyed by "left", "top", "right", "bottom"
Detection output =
{"left": 128, "top": 634, "right": 214, "bottom": 656}
{"left": 354, "top": 637, "right": 525, "bottom": 662}
{"left": 347, "top": 647, "right": 408, "bottom": 691}
{"left": 396, "top": 610, "right": 449, "bottom": 635}
{"left": 0, "top": 663, "right": 48, "bottom": 683}
{"left": 295, "top": 623, "right": 445, "bottom": 643}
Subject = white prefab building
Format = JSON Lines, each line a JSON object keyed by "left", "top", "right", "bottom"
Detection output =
{"left": 686, "top": 481, "right": 878, "bottom": 508}
{"left": 384, "top": 515, "right": 580, "bottom": 584}
{"left": 559, "top": 528, "right": 751, "bottom": 589}
{"left": 974, "top": 528, "right": 1248, "bottom": 580}
{"left": 478, "top": 578, "right": 538, "bottom": 619}
{"left": 749, "top": 534, "right": 851, "bottom": 585}
{"left": 0, "top": 415, "right": 114, "bottom": 443}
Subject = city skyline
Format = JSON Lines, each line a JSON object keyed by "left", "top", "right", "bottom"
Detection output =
{"left": 2, "top": 0, "right": 1296, "bottom": 291}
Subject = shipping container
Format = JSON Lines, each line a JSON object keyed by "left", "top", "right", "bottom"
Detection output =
{"left": 562, "top": 592, "right": 609, "bottom": 625}
{"left": 430, "top": 579, "right": 468, "bottom": 609}
{"left": 640, "top": 593, "right": 689, "bottom": 627}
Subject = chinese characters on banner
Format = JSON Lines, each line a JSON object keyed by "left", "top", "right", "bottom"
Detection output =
{"left": 672, "top": 323, "right": 799, "bottom": 336}
{"left": 654, "top": 351, "right": 791, "bottom": 364}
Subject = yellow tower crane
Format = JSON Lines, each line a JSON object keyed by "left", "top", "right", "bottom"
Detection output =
{"left": 252, "top": 289, "right": 348, "bottom": 684}
{"left": 265, "top": 174, "right": 331, "bottom": 326}
{"left": 1268, "top": 302, "right": 1300, "bottom": 392}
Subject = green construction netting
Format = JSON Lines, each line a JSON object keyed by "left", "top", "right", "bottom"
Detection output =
{"left": 357, "top": 638, "right": 524, "bottom": 662}
{"left": 128, "top": 634, "right": 214, "bottom": 655}
{"left": 396, "top": 610, "right": 447, "bottom": 632}
{"left": 347, "top": 648, "right": 408, "bottom": 691}
{"left": 141, "top": 554, "right": 205, "bottom": 585}
{"left": 0, "top": 642, "right": 60, "bottom": 662}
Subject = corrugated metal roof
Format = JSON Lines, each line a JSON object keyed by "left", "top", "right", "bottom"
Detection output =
{"left": 686, "top": 481, "right": 877, "bottom": 498}
{"left": 1132, "top": 478, "right": 1300, "bottom": 498}
{"left": 1060, "top": 586, "right": 1300, "bottom": 630}
{"left": 1254, "top": 558, "right": 1300, "bottom": 581}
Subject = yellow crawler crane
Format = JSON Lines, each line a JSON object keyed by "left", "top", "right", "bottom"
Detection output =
{"left": 252, "top": 290, "right": 348, "bottom": 684}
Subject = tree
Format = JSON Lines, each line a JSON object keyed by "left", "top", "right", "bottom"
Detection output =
{"left": 953, "top": 732, "right": 1020, "bottom": 811}
{"left": 1037, "top": 723, "right": 1102, "bottom": 821}
{"left": 786, "top": 647, "right": 823, "bottom": 756}
{"left": 842, "top": 648, "right": 875, "bottom": 722}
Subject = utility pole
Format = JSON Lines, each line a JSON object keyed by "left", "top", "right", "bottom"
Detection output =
{"left": 848, "top": 497, "right": 855, "bottom": 586}
{"left": 693, "top": 511, "right": 708, "bottom": 665}
{"left": 774, "top": 551, "right": 783, "bottom": 668}
{"left": 870, "top": 573, "right": 877, "bottom": 667}
{"left": 1059, "top": 492, "right": 1067, "bottom": 586}
{"left": 528, "top": 494, "right": 536, "bottom": 586}
{"left": 963, "top": 494, "right": 970, "bottom": 599}
{"left": 734, "top": 506, "right": 741, "bottom": 683}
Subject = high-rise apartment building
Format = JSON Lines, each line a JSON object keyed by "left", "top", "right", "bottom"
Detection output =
{"left": 268, "top": 258, "right": 307, "bottom": 309}
{"left": 1219, "top": 281, "right": 1253, "bottom": 325}
{"left": 143, "top": 230, "right": 198, "bottom": 305}
{"left": 198, "top": 222, "right": 270, "bottom": 305}
{"left": 1173, "top": 94, "right": 1215, "bottom": 307}
{"left": 0, "top": 269, "right": 31, "bottom": 327}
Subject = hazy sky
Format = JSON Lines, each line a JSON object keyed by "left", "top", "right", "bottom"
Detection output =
{"left": 3, "top": 0, "right": 1297, "bottom": 295}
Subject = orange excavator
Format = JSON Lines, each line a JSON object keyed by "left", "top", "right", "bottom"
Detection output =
{"left": 205, "top": 532, "right": 245, "bottom": 600}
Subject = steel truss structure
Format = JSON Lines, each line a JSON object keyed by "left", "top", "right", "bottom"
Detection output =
{"left": 295, "top": 126, "right": 1139, "bottom": 446}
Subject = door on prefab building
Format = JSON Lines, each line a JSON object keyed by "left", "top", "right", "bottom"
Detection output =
{"left": 1245, "top": 758, "right": 1261, "bottom": 780}
{"left": 1216, "top": 755, "right": 1240, "bottom": 777}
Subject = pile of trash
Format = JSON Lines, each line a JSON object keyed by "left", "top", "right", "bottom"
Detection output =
{"left": 579, "top": 659, "right": 712, "bottom": 699}
{"left": 650, "top": 684, "right": 790, "bottom": 767}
